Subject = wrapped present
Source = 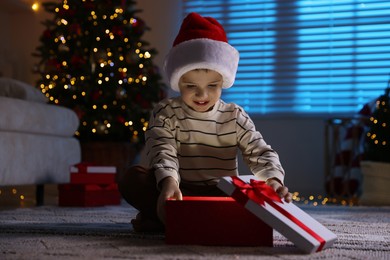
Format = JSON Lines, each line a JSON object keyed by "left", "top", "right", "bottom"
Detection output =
{"left": 165, "top": 196, "right": 273, "bottom": 246}
{"left": 217, "top": 176, "right": 337, "bottom": 253}
{"left": 58, "top": 183, "right": 121, "bottom": 207}
{"left": 70, "top": 162, "right": 117, "bottom": 184}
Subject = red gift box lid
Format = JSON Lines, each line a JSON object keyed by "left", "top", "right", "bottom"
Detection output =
{"left": 217, "top": 176, "right": 338, "bottom": 253}
{"left": 69, "top": 162, "right": 117, "bottom": 184}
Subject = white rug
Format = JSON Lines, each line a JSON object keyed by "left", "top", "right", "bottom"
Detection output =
{"left": 0, "top": 203, "right": 389, "bottom": 259}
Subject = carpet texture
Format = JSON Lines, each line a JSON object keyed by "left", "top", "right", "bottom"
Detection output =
{"left": 0, "top": 202, "right": 389, "bottom": 259}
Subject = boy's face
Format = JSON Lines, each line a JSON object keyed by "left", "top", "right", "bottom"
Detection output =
{"left": 178, "top": 69, "right": 223, "bottom": 112}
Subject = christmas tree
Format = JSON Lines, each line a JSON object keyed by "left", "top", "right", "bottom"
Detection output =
{"left": 33, "top": 0, "right": 166, "bottom": 147}
{"left": 364, "top": 84, "right": 390, "bottom": 163}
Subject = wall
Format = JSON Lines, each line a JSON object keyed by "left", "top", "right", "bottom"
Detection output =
{"left": 136, "top": 0, "right": 182, "bottom": 85}
{"left": 240, "top": 117, "right": 326, "bottom": 196}
{"left": 0, "top": 1, "right": 50, "bottom": 83}
{"left": 0, "top": 11, "right": 11, "bottom": 77}
{"left": 0, "top": 0, "right": 328, "bottom": 196}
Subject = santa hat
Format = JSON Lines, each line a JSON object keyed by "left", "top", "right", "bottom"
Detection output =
{"left": 164, "top": 12, "right": 239, "bottom": 92}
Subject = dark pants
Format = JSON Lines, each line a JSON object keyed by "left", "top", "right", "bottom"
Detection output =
{"left": 117, "top": 165, "right": 226, "bottom": 221}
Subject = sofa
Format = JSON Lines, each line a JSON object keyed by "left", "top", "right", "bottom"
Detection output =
{"left": 0, "top": 77, "right": 81, "bottom": 204}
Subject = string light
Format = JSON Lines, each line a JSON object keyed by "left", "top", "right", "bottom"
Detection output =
{"left": 0, "top": 187, "right": 29, "bottom": 207}
{"left": 292, "top": 192, "right": 358, "bottom": 206}
{"left": 130, "top": 18, "right": 137, "bottom": 24}
{"left": 31, "top": 2, "right": 40, "bottom": 11}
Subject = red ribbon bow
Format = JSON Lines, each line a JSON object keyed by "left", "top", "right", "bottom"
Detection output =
{"left": 231, "top": 176, "right": 326, "bottom": 252}
{"left": 231, "top": 176, "right": 282, "bottom": 206}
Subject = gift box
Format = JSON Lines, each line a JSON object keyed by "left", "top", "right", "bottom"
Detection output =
{"left": 70, "top": 162, "right": 117, "bottom": 184}
{"left": 58, "top": 183, "right": 121, "bottom": 207}
{"left": 165, "top": 196, "right": 273, "bottom": 246}
{"left": 217, "top": 176, "right": 337, "bottom": 253}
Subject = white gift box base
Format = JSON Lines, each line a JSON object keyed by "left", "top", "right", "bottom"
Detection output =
{"left": 217, "top": 176, "right": 337, "bottom": 254}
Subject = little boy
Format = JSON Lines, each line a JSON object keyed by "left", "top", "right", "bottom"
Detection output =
{"left": 118, "top": 12, "right": 292, "bottom": 232}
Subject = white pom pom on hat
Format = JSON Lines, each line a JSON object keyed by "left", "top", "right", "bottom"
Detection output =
{"left": 164, "top": 12, "right": 239, "bottom": 92}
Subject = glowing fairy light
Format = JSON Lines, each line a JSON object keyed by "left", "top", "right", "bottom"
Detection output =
{"left": 32, "top": 2, "right": 39, "bottom": 11}
{"left": 130, "top": 18, "right": 137, "bottom": 24}
{"left": 144, "top": 51, "right": 151, "bottom": 58}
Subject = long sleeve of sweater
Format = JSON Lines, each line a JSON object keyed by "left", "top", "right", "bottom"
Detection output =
{"left": 144, "top": 101, "right": 181, "bottom": 186}
{"left": 235, "top": 107, "right": 285, "bottom": 184}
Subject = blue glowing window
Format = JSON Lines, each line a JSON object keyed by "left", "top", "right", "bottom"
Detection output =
{"left": 182, "top": 0, "right": 390, "bottom": 115}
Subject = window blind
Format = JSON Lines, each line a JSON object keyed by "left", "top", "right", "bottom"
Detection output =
{"left": 182, "top": 0, "right": 390, "bottom": 115}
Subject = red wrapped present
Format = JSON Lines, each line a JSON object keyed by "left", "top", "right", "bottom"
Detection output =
{"left": 70, "top": 162, "right": 117, "bottom": 184}
{"left": 58, "top": 183, "right": 121, "bottom": 207}
{"left": 217, "top": 176, "right": 337, "bottom": 254}
{"left": 165, "top": 196, "right": 273, "bottom": 246}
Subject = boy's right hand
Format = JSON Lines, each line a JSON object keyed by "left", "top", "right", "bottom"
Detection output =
{"left": 157, "top": 177, "right": 182, "bottom": 224}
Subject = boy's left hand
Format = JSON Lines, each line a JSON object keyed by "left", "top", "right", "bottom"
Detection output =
{"left": 266, "top": 178, "right": 292, "bottom": 202}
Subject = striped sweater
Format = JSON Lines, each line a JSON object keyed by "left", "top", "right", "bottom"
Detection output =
{"left": 144, "top": 97, "right": 285, "bottom": 186}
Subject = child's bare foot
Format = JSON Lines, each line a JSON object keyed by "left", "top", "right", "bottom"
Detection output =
{"left": 131, "top": 213, "right": 165, "bottom": 232}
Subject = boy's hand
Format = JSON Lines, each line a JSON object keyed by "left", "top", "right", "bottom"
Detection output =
{"left": 266, "top": 178, "right": 292, "bottom": 203}
{"left": 157, "top": 177, "right": 182, "bottom": 224}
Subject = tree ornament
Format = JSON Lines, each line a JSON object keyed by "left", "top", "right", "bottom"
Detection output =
{"left": 83, "top": 1, "right": 95, "bottom": 10}
{"left": 116, "top": 87, "right": 126, "bottom": 99}
{"left": 116, "top": 115, "right": 126, "bottom": 124}
{"left": 91, "top": 90, "right": 101, "bottom": 101}
{"left": 73, "top": 106, "right": 86, "bottom": 120}
{"left": 45, "top": 58, "right": 61, "bottom": 71}
{"left": 112, "top": 26, "right": 124, "bottom": 37}
{"left": 71, "top": 55, "right": 86, "bottom": 68}
{"left": 43, "top": 29, "right": 52, "bottom": 39}
{"left": 69, "top": 23, "right": 82, "bottom": 36}
{"left": 132, "top": 17, "right": 146, "bottom": 35}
